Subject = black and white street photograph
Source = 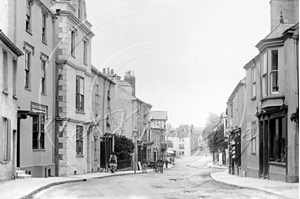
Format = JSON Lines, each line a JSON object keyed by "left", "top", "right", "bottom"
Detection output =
{"left": 0, "top": 0, "right": 299, "bottom": 198}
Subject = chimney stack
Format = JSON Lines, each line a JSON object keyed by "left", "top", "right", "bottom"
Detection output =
{"left": 103, "top": 68, "right": 106, "bottom": 74}
{"left": 270, "top": 0, "right": 299, "bottom": 31}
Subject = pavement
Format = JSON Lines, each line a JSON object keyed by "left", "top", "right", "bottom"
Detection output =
{"left": 0, "top": 164, "right": 174, "bottom": 199}
{"left": 0, "top": 161, "right": 298, "bottom": 199}
{"left": 208, "top": 162, "right": 299, "bottom": 199}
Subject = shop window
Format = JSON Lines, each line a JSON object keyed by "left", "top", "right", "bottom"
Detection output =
{"left": 269, "top": 117, "right": 286, "bottom": 163}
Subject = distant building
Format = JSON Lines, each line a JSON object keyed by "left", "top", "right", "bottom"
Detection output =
{"left": 0, "top": 30, "right": 23, "bottom": 180}
{"left": 90, "top": 66, "right": 116, "bottom": 172}
{"left": 148, "top": 111, "right": 168, "bottom": 160}
{"left": 227, "top": 78, "right": 246, "bottom": 176}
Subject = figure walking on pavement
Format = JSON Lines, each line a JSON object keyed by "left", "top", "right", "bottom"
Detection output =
{"left": 109, "top": 151, "right": 117, "bottom": 173}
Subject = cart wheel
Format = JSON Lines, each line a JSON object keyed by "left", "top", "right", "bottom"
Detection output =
{"left": 153, "top": 167, "right": 159, "bottom": 173}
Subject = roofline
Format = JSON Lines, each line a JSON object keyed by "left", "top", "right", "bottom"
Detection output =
{"left": 227, "top": 78, "right": 246, "bottom": 103}
{"left": 0, "top": 30, "right": 23, "bottom": 57}
{"left": 243, "top": 54, "right": 260, "bottom": 70}
{"left": 91, "top": 65, "right": 116, "bottom": 85}
{"left": 133, "top": 98, "right": 152, "bottom": 108}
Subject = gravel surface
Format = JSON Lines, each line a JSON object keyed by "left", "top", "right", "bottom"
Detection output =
{"left": 33, "top": 151, "right": 284, "bottom": 199}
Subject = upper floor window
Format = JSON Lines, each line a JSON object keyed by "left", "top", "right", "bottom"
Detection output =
{"left": 25, "top": 51, "right": 31, "bottom": 89}
{"left": 83, "top": 40, "right": 87, "bottom": 65}
{"left": 78, "top": 0, "right": 82, "bottom": 20}
{"left": 94, "top": 83, "right": 99, "bottom": 117}
{"left": 76, "top": 76, "right": 84, "bottom": 111}
{"left": 13, "top": 59, "right": 17, "bottom": 97}
{"left": 2, "top": 50, "right": 8, "bottom": 92}
{"left": 251, "top": 67, "right": 256, "bottom": 98}
{"left": 261, "top": 52, "right": 268, "bottom": 97}
{"left": 41, "top": 60, "right": 46, "bottom": 94}
{"left": 71, "top": 30, "right": 76, "bottom": 57}
{"left": 270, "top": 49, "right": 279, "bottom": 94}
{"left": 42, "top": 12, "right": 47, "bottom": 43}
{"left": 26, "top": 0, "right": 32, "bottom": 32}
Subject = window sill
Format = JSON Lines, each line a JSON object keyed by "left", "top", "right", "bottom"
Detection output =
{"left": 2, "top": 90, "right": 9, "bottom": 95}
{"left": 269, "top": 161, "right": 286, "bottom": 167}
{"left": 261, "top": 95, "right": 285, "bottom": 102}
{"left": 71, "top": 54, "right": 76, "bottom": 58}
{"left": 251, "top": 96, "right": 256, "bottom": 101}
{"left": 13, "top": 95, "right": 17, "bottom": 100}
{"left": 33, "top": 149, "right": 46, "bottom": 152}
{"left": 26, "top": 29, "right": 32, "bottom": 35}
{"left": 41, "top": 92, "right": 47, "bottom": 96}
{"left": 251, "top": 152, "right": 256, "bottom": 155}
{"left": 0, "top": 161, "right": 9, "bottom": 164}
{"left": 76, "top": 154, "right": 84, "bottom": 158}
{"left": 76, "top": 110, "right": 85, "bottom": 115}
{"left": 42, "top": 40, "right": 47, "bottom": 45}
{"left": 25, "top": 87, "right": 31, "bottom": 92}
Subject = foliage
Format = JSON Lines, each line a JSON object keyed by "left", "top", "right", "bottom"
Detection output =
{"left": 114, "top": 134, "right": 134, "bottom": 160}
{"left": 205, "top": 112, "right": 221, "bottom": 127}
{"left": 208, "top": 123, "right": 227, "bottom": 153}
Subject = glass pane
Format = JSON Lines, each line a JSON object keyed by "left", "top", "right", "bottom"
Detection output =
{"left": 271, "top": 50, "right": 278, "bottom": 70}
{"left": 40, "top": 133, "right": 45, "bottom": 149}
{"left": 271, "top": 71, "right": 278, "bottom": 92}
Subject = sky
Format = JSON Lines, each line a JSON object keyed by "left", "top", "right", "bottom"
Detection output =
{"left": 85, "top": 0, "right": 270, "bottom": 128}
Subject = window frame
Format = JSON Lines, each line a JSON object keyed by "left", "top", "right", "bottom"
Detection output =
{"left": 41, "top": 59, "right": 46, "bottom": 94}
{"left": 261, "top": 52, "right": 268, "bottom": 97}
{"left": 251, "top": 121, "right": 257, "bottom": 154}
{"left": 32, "top": 114, "right": 45, "bottom": 150}
{"left": 25, "top": 50, "right": 31, "bottom": 90}
{"left": 76, "top": 125, "right": 84, "bottom": 155}
{"left": 83, "top": 40, "right": 88, "bottom": 65}
{"left": 270, "top": 49, "right": 279, "bottom": 95}
{"left": 76, "top": 76, "right": 84, "bottom": 112}
{"left": 269, "top": 117, "right": 286, "bottom": 163}
{"left": 2, "top": 50, "right": 8, "bottom": 92}
{"left": 71, "top": 30, "right": 76, "bottom": 57}
{"left": 251, "top": 67, "right": 256, "bottom": 99}
{"left": 26, "top": 0, "right": 32, "bottom": 33}
{"left": 42, "top": 12, "right": 47, "bottom": 44}
{"left": 13, "top": 59, "right": 17, "bottom": 97}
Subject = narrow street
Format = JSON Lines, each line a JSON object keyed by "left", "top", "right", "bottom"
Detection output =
{"left": 33, "top": 152, "right": 283, "bottom": 199}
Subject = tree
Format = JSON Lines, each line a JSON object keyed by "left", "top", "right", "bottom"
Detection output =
{"left": 205, "top": 112, "right": 220, "bottom": 127}
{"left": 208, "top": 123, "right": 227, "bottom": 153}
{"left": 114, "top": 135, "right": 134, "bottom": 160}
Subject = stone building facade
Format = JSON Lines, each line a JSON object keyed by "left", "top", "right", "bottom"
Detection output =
{"left": 52, "top": 0, "right": 95, "bottom": 176}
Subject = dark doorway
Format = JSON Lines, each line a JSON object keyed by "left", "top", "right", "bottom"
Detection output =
{"left": 100, "top": 136, "right": 112, "bottom": 169}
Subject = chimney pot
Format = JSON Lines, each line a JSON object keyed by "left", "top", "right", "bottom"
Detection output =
{"left": 111, "top": 69, "right": 114, "bottom": 74}
{"left": 103, "top": 68, "right": 106, "bottom": 74}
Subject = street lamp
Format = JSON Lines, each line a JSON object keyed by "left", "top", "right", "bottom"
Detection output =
{"left": 133, "top": 129, "right": 138, "bottom": 174}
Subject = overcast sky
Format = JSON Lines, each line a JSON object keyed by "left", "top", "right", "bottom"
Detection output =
{"left": 85, "top": 0, "right": 270, "bottom": 128}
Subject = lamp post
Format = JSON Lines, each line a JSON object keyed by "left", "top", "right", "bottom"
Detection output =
{"left": 133, "top": 129, "right": 138, "bottom": 174}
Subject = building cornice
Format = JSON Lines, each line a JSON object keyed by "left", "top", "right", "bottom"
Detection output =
{"left": 256, "top": 36, "right": 285, "bottom": 52}
{"left": 0, "top": 30, "right": 23, "bottom": 57}
{"left": 243, "top": 54, "right": 260, "bottom": 70}
{"left": 60, "top": 10, "right": 95, "bottom": 38}
{"left": 91, "top": 65, "right": 116, "bottom": 85}
{"left": 34, "top": 0, "right": 55, "bottom": 17}
{"left": 56, "top": 60, "right": 91, "bottom": 77}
